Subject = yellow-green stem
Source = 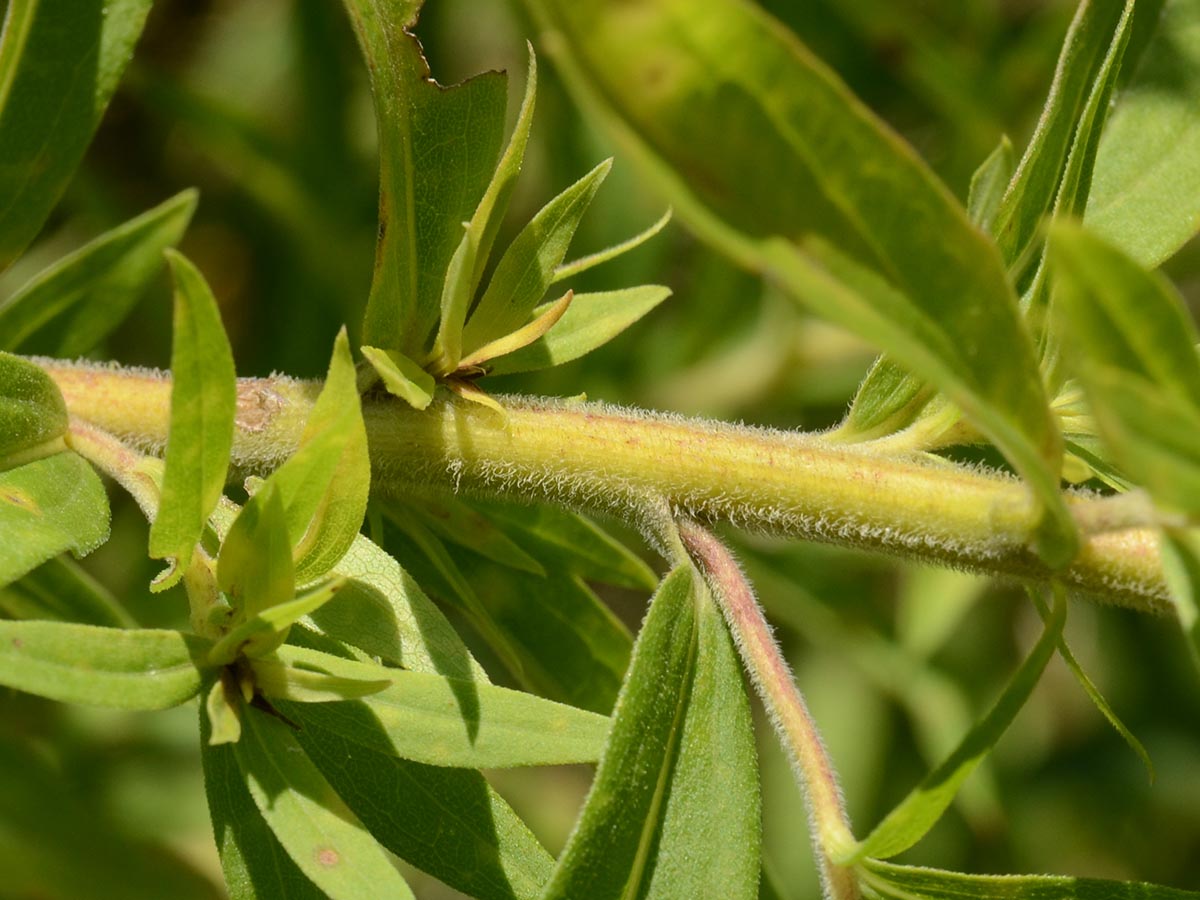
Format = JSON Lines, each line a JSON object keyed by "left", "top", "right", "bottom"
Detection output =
{"left": 39, "top": 357, "right": 1168, "bottom": 613}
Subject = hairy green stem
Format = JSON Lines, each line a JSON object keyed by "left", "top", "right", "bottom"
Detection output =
{"left": 679, "top": 520, "right": 859, "bottom": 900}
{"left": 39, "top": 357, "right": 1168, "bottom": 612}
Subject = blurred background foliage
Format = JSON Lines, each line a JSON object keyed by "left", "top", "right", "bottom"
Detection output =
{"left": 2, "top": 0, "right": 1200, "bottom": 897}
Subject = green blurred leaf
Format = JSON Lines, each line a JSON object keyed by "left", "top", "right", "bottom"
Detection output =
{"left": 485, "top": 285, "right": 672, "bottom": 375}
{"left": 149, "top": 250, "right": 236, "bottom": 583}
{"left": 842, "top": 589, "right": 1065, "bottom": 863}
{"left": 0, "top": 351, "right": 67, "bottom": 466}
{"left": 296, "top": 724, "right": 554, "bottom": 900}
{"left": 966, "top": 136, "right": 1013, "bottom": 230}
{"left": 0, "top": 620, "right": 209, "bottom": 709}
{"left": 433, "top": 48, "right": 539, "bottom": 372}
{"left": 218, "top": 481, "right": 295, "bottom": 620}
{"left": 201, "top": 710, "right": 329, "bottom": 900}
{"left": 527, "top": 0, "right": 1075, "bottom": 565}
{"left": 858, "top": 858, "right": 1200, "bottom": 899}
{"left": 410, "top": 496, "right": 545, "bottom": 576}
{"left": 1049, "top": 222, "right": 1200, "bottom": 510}
{"left": 0, "top": 554, "right": 135, "bottom": 627}
{"left": 992, "top": 0, "right": 1134, "bottom": 278}
{"left": 272, "top": 645, "right": 609, "bottom": 767}
{"left": 1087, "top": 0, "right": 1200, "bottom": 267}
{"left": 0, "top": 0, "right": 153, "bottom": 270}
{"left": 344, "top": 0, "right": 507, "bottom": 357}
{"left": 361, "top": 345, "right": 434, "bottom": 410}
{"left": 234, "top": 705, "right": 416, "bottom": 900}
{"left": 0, "top": 451, "right": 110, "bottom": 588}
{"left": 461, "top": 159, "right": 611, "bottom": 355}
{"left": 541, "top": 566, "right": 760, "bottom": 899}
{"left": 1159, "top": 528, "right": 1200, "bottom": 671}
{"left": 0, "top": 191, "right": 196, "bottom": 354}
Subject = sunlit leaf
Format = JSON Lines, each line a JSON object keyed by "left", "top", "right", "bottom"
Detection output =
{"left": 841, "top": 589, "right": 1065, "bottom": 863}
{"left": 1087, "top": 0, "right": 1200, "bottom": 267}
{"left": 0, "top": 619, "right": 209, "bottom": 709}
{"left": 149, "top": 250, "right": 236, "bottom": 583}
{"left": 271, "top": 645, "right": 609, "bottom": 767}
{"left": 0, "top": 352, "right": 66, "bottom": 467}
{"left": 0, "top": 0, "right": 153, "bottom": 269}
{"left": 250, "top": 655, "right": 390, "bottom": 703}
{"left": 0, "top": 191, "right": 196, "bottom": 354}
{"left": 858, "top": 858, "right": 1200, "bottom": 900}
{"left": 542, "top": 566, "right": 760, "bottom": 899}
{"left": 209, "top": 578, "right": 344, "bottom": 664}
{"left": 206, "top": 673, "right": 243, "bottom": 746}
{"left": 234, "top": 706, "right": 416, "bottom": 900}
{"left": 360, "top": 345, "right": 434, "bottom": 410}
{"left": 218, "top": 481, "right": 295, "bottom": 620}
{"left": 0, "top": 451, "right": 110, "bottom": 588}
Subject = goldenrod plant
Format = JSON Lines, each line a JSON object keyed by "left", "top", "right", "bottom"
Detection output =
{"left": 2, "top": 0, "right": 1200, "bottom": 897}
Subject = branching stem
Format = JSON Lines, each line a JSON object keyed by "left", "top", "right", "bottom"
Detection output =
{"left": 40, "top": 358, "right": 1168, "bottom": 613}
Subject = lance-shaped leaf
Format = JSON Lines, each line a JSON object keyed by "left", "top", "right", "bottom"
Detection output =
{"left": 1159, "top": 528, "right": 1200, "bottom": 672}
{"left": 433, "top": 48, "right": 539, "bottom": 372}
{"left": 407, "top": 496, "right": 545, "bottom": 576}
{"left": 0, "top": 352, "right": 67, "bottom": 467}
{"left": 342, "top": 0, "right": 507, "bottom": 357}
{"left": 271, "top": 645, "right": 609, "bottom": 767}
{"left": 210, "top": 579, "right": 345, "bottom": 666}
{"left": 1087, "top": 0, "right": 1200, "bottom": 267}
{"left": 360, "top": 345, "right": 434, "bottom": 410}
{"left": 250, "top": 656, "right": 390, "bottom": 704}
{"left": 218, "top": 481, "right": 295, "bottom": 620}
{"left": 266, "top": 329, "right": 371, "bottom": 583}
{"left": 840, "top": 589, "right": 1065, "bottom": 863}
{"left": 550, "top": 207, "right": 672, "bottom": 284}
{"left": 296, "top": 724, "right": 554, "bottom": 900}
{"left": 0, "top": 620, "right": 210, "bottom": 709}
{"left": 966, "top": 137, "right": 1014, "bottom": 231}
{"left": 541, "top": 566, "right": 760, "bottom": 900}
{"left": 858, "top": 858, "right": 1200, "bottom": 900}
{"left": 201, "top": 710, "right": 328, "bottom": 900}
{"left": 149, "top": 250, "right": 236, "bottom": 584}
{"left": 525, "top": 0, "right": 1075, "bottom": 565}
{"left": 0, "top": 0, "right": 153, "bottom": 270}
{"left": 460, "top": 159, "right": 611, "bottom": 355}
{"left": 485, "top": 285, "right": 672, "bottom": 376}
{"left": 0, "top": 451, "right": 110, "bottom": 588}
{"left": 0, "top": 191, "right": 196, "bottom": 354}
{"left": 0, "top": 555, "right": 134, "bottom": 627}
{"left": 1048, "top": 222, "right": 1200, "bottom": 511}
{"left": 233, "top": 706, "right": 415, "bottom": 900}
{"left": 991, "top": 0, "right": 1134, "bottom": 276}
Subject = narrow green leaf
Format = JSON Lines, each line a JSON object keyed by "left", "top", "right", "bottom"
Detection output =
{"left": 1087, "top": 0, "right": 1200, "bottom": 267}
{"left": 218, "top": 481, "right": 295, "bottom": 619}
{"left": 551, "top": 207, "right": 672, "bottom": 284}
{"left": 0, "top": 554, "right": 135, "bottom": 627}
{"left": 0, "top": 620, "right": 209, "bottom": 709}
{"left": 966, "top": 136, "right": 1014, "bottom": 230}
{"left": 485, "top": 285, "right": 672, "bottom": 375}
{"left": 461, "top": 159, "right": 611, "bottom": 355}
{"left": 234, "top": 706, "right": 416, "bottom": 900}
{"left": 858, "top": 858, "right": 1200, "bottom": 900}
{"left": 149, "top": 250, "right": 236, "bottom": 582}
{"left": 207, "top": 673, "right": 244, "bottom": 745}
{"left": 991, "top": 0, "right": 1133, "bottom": 276}
{"left": 296, "top": 724, "right": 555, "bottom": 900}
{"left": 272, "top": 645, "right": 610, "bottom": 767}
{"left": 0, "top": 0, "right": 153, "bottom": 269}
{"left": 0, "top": 191, "right": 197, "bottom": 354}
{"left": 542, "top": 565, "right": 760, "bottom": 899}
{"left": 843, "top": 589, "right": 1065, "bottom": 863}
{"left": 459, "top": 289, "right": 575, "bottom": 370}
{"left": 836, "top": 357, "right": 934, "bottom": 443}
{"left": 433, "top": 48, "right": 539, "bottom": 372}
{"left": 0, "top": 352, "right": 66, "bottom": 467}
{"left": 1049, "top": 222, "right": 1200, "bottom": 511}
{"left": 343, "top": 0, "right": 507, "bottom": 356}
{"left": 266, "top": 329, "right": 371, "bottom": 583}
{"left": 360, "top": 345, "right": 434, "bottom": 410}
{"left": 409, "top": 496, "right": 545, "bottom": 576}
{"left": 526, "top": 0, "right": 1075, "bottom": 565}
{"left": 0, "top": 451, "right": 110, "bottom": 588}
{"left": 250, "top": 655, "right": 390, "bottom": 704}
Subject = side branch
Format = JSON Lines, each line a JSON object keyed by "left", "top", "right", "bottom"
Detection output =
{"left": 40, "top": 359, "right": 1168, "bottom": 612}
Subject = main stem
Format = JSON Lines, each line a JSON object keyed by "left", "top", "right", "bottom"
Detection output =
{"left": 40, "top": 358, "right": 1168, "bottom": 613}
